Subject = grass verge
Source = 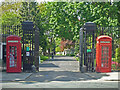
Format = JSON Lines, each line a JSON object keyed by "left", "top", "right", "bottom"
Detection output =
{"left": 40, "top": 55, "right": 49, "bottom": 63}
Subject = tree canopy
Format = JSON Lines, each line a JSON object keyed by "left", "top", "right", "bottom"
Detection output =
{"left": 1, "top": 1, "right": 120, "bottom": 54}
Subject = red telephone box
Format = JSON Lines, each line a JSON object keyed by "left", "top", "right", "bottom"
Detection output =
{"left": 6, "top": 35, "right": 21, "bottom": 73}
{"left": 96, "top": 35, "right": 112, "bottom": 73}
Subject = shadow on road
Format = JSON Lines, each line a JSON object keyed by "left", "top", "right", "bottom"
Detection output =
{"left": 45, "top": 59, "right": 77, "bottom": 61}
{"left": 22, "top": 56, "right": 110, "bottom": 84}
{"left": 25, "top": 71, "right": 109, "bottom": 83}
{"left": 39, "top": 63, "right": 59, "bottom": 68}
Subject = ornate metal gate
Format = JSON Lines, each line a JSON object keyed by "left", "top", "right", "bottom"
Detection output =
{"left": 22, "top": 21, "right": 34, "bottom": 72}
{"left": 79, "top": 22, "right": 119, "bottom": 72}
{"left": 79, "top": 22, "right": 96, "bottom": 72}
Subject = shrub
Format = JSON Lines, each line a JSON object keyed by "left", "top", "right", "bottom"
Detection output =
{"left": 116, "top": 47, "right": 120, "bottom": 63}
{"left": 66, "top": 54, "right": 70, "bottom": 56}
{"left": 56, "top": 54, "right": 64, "bottom": 56}
{"left": 115, "top": 38, "right": 120, "bottom": 63}
{"left": 40, "top": 55, "right": 49, "bottom": 61}
{"left": 112, "top": 61, "right": 120, "bottom": 70}
{"left": 70, "top": 54, "right": 75, "bottom": 56}
{"left": 74, "top": 56, "right": 79, "bottom": 61}
{"left": 55, "top": 46, "right": 61, "bottom": 52}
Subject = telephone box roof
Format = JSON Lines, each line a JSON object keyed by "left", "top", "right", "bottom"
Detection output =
{"left": 97, "top": 35, "right": 112, "bottom": 41}
{"left": 6, "top": 35, "right": 21, "bottom": 40}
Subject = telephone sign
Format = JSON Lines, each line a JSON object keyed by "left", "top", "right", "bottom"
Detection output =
{"left": 26, "top": 47, "right": 29, "bottom": 51}
{"left": 87, "top": 49, "right": 92, "bottom": 53}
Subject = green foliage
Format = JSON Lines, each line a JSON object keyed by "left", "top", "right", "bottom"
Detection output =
{"left": 1, "top": 2, "right": 22, "bottom": 26}
{"left": 40, "top": 55, "right": 49, "bottom": 63}
{"left": 91, "top": 2, "right": 118, "bottom": 27}
{"left": 2, "top": 12, "right": 20, "bottom": 26}
{"left": 74, "top": 56, "right": 79, "bottom": 61}
{"left": 70, "top": 54, "right": 75, "bottom": 56}
{"left": 1, "top": 2, "right": 120, "bottom": 58}
{"left": 55, "top": 37, "right": 61, "bottom": 52}
{"left": 116, "top": 47, "right": 120, "bottom": 63}
{"left": 112, "top": 58, "right": 116, "bottom": 62}
{"left": 56, "top": 54, "right": 64, "bottom": 56}
{"left": 19, "top": 2, "right": 39, "bottom": 23}
{"left": 40, "top": 55, "right": 49, "bottom": 61}
{"left": 55, "top": 46, "right": 61, "bottom": 52}
{"left": 1, "top": 2, "right": 22, "bottom": 13}
{"left": 44, "top": 2, "right": 119, "bottom": 57}
{"left": 66, "top": 53, "right": 75, "bottom": 56}
{"left": 66, "top": 54, "right": 70, "bottom": 56}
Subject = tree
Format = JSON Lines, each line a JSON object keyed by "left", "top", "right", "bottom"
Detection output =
{"left": 19, "top": 2, "right": 39, "bottom": 23}
{"left": 1, "top": 2, "right": 21, "bottom": 26}
{"left": 2, "top": 11, "right": 20, "bottom": 26}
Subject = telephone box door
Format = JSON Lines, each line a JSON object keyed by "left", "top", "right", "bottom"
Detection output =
{"left": 100, "top": 45, "right": 111, "bottom": 72}
{"left": 7, "top": 44, "right": 20, "bottom": 72}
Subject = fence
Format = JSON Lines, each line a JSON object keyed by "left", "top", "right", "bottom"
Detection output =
{"left": 1, "top": 24, "right": 120, "bottom": 72}
{"left": 2, "top": 25, "right": 22, "bottom": 43}
{"left": 1, "top": 23, "right": 40, "bottom": 72}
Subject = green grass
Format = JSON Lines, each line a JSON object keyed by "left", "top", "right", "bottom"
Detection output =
{"left": 56, "top": 54, "right": 65, "bottom": 56}
{"left": 74, "top": 56, "right": 79, "bottom": 61}
{"left": 70, "top": 54, "right": 75, "bottom": 56}
{"left": 40, "top": 55, "right": 49, "bottom": 61}
{"left": 40, "top": 55, "right": 49, "bottom": 63}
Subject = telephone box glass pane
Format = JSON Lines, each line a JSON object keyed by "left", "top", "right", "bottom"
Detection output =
{"left": 101, "top": 46, "right": 109, "bottom": 68}
{"left": 9, "top": 46, "right": 17, "bottom": 67}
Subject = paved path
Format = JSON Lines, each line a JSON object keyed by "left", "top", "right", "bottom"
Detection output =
{"left": 25, "top": 56, "right": 91, "bottom": 82}
{"left": 39, "top": 56, "right": 79, "bottom": 72}
{"left": 1, "top": 72, "right": 32, "bottom": 81}
{"left": 1, "top": 56, "right": 119, "bottom": 88}
{"left": 25, "top": 56, "right": 119, "bottom": 82}
{"left": 2, "top": 81, "right": 119, "bottom": 88}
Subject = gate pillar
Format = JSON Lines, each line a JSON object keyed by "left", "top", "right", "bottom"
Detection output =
{"left": 79, "top": 28, "right": 83, "bottom": 72}
{"left": 34, "top": 27, "right": 39, "bottom": 71}
{"left": 80, "top": 22, "right": 96, "bottom": 72}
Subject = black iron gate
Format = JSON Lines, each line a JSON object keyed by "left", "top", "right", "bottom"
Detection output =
{"left": 79, "top": 22, "right": 119, "bottom": 72}
{"left": 80, "top": 22, "right": 96, "bottom": 72}
{"left": 22, "top": 21, "right": 40, "bottom": 72}
{"left": 22, "top": 21, "right": 34, "bottom": 72}
{"left": 2, "top": 22, "right": 39, "bottom": 72}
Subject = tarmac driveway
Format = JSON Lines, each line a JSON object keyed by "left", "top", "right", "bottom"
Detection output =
{"left": 2, "top": 56, "right": 119, "bottom": 88}
{"left": 25, "top": 56, "right": 111, "bottom": 82}
{"left": 39, "top": 56, "right": 79, "bottom": 72}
